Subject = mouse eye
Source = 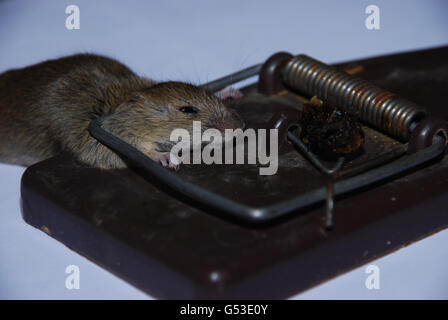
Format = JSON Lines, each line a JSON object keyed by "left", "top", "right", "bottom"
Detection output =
{"left": 178, "top": 106, "right": 199, "bottom": 114}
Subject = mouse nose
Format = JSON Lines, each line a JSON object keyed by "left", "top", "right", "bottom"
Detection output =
{"left": 226, "top": 113, "right": 245, "bottom": 131}
{"left": 212, "top": 111, "right": 245, "bottom": 132}
{"left": 230, "top": 110, "right": 245, "bottom": 130}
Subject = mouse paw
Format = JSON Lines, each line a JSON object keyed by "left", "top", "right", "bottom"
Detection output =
{"left": 214, "top": 87, "right": 244, "bottom": 101}
{"left": 155, "top": 152, "right": 180, "bottom": 171}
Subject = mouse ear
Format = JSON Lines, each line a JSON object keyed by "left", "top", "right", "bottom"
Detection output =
{"left": 214, "top": 87, "right": 244, "bottom": 101}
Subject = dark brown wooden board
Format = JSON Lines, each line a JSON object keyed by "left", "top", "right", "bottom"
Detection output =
{"left": 21, "top": 46, "right": 448, "bottom": 299}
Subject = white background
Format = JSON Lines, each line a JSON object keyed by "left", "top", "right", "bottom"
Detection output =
{"left": 1, "top": 0, "right": 447, "bottom": 299}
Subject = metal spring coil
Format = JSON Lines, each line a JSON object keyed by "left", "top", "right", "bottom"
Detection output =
{"left": 282, "top": 54, "right": 427, "bottom": 141}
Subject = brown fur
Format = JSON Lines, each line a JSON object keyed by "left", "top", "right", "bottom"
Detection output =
{"left": 0, "top": 54, "right": 243, "bottom": 168}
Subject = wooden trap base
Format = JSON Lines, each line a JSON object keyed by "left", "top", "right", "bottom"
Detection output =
{"left": 21, "top": 47, "right": 448, "bottom": 299}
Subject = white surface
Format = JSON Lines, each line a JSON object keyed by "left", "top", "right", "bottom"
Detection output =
{"left": 0, "top": 0, "right": 447, "bottom": 299}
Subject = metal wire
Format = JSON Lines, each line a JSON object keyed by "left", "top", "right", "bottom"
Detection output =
{"left": 325, "top": 179, "right": 334, "bottom": 230}
{"left": 287, "top": 131, "right": 345, "bottom": 175}
{"left": 282, "top": 55, "right": 427, "bottom": 141}
{"left": 89, "top": 118, "right": 445, "bottom": 223}
{"left": 200, "top": 63, "right": 262, "bottom": 92}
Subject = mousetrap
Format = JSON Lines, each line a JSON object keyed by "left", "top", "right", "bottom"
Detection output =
{"left": 21, "top": 46, "right": 448, "bottom": 299}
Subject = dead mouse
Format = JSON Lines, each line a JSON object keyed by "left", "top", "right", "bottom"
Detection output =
{"left": 0, "top": 54, "right": 244, "bottom": 170}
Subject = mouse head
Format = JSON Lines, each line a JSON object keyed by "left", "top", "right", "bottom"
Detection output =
{"left": 119, "top": 81, "right": 244, "bottom": 154}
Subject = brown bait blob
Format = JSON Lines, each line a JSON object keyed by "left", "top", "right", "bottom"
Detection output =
{"left": 298, "top": 97, "right": 365, "bottom": 159}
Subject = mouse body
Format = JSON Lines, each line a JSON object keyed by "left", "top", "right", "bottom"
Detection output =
{"left": 0, "top": 54, "right": 243, "bottom": 169}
